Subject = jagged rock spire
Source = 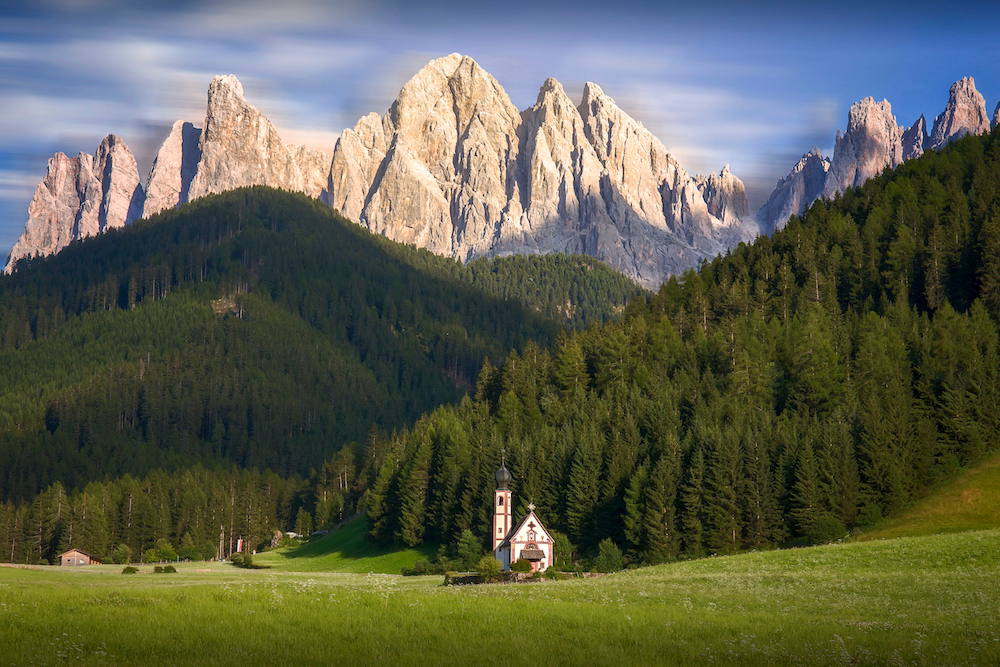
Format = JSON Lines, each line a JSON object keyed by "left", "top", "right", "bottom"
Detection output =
{"left": 5, "top": 135, "right": 144, "bottom": 273}
{"left": 927, "top": 76, "right": 990, "bottom": 150}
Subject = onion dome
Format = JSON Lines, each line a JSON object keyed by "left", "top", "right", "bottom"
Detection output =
{"left": 495, "top": 463, "right": 511, "bottom": 490}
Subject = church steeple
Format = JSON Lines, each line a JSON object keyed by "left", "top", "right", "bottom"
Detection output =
{"left": 492, "top": 452, "right": 512, "bottom": 553}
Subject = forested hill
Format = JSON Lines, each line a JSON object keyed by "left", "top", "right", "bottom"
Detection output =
{"left": 6, "top": 128, "right": 1000, "bottom": 567}
{"left": 358, "top": 128, "right": 1000, "bottom": 560}
{"left": 0, "top": 187, "right": 641, "bottom": 506}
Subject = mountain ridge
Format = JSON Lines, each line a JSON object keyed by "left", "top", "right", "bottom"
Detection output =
{"left": 4, "top": 55, "right": 756, "bottom": 287}
{"left": 758, "top": 75, "right": 995, "bottom": 233}
{"left": 6, "top": 56, "right": 997, "bottom": 285}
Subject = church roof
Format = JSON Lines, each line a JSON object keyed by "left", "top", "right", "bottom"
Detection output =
{"left": 498, "top": 510, "right": 553, "bottom": 549}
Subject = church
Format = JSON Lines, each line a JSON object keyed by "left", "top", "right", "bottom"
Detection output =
{"left": 492, "top": 460, "right": 554, "bottom": 572}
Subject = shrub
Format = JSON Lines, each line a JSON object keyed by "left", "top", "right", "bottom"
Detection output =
{"left": 154, "top": 566, "right": 164, "bottom": 574}
{"left": 455, "top": 530, "right": 483, "bottom": 572}
{"left": 402, "top": 559, "right": 433, "bottom": 576}
{"left": 510, "top": 558, "right": 532, "bottom": 573}
{"left": 594, "top": 538, "right": 624, "bottom": 573}
{"left": 143, "top": 549, "right": 158, "bottom": 564}
{"left": 112, "top": 544, "right": 131, "bottom": 565}
{"left": 177, "top": 545, "right": 200, "bottom": 561}
{"left": 808, "top": 513, "right": 848, "bottom": 544}
{"left": 163, "top": 565, "right": 177, "bottom": 573}
{"left": 121, "top": 566, "right": 138, "bottom": 575}
{"left": 550, "top": 530, "right": 576, "bottom": 568}
{"left": 476, "top": 556, "right": 502, "bottom": 583}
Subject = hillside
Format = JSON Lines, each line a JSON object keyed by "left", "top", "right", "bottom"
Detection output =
{"left": 358, "top": 127, "right": 1000, "bottom": 558}
{"left": 0, "top": 187, "right": 588, "bottom": 502}
{"left": 858, "top": 448, "right": 1000, "bottom": 540}
{"left": 6, "top": 127, "right": 1000, "bottom": 568}
{"left": 253, "top": 515, "right": 435, "bottom": 574}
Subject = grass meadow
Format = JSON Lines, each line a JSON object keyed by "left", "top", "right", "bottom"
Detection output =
{"left": 858, "top": 449, "right": 1000, "bottom": 541}
{"left": 2, "top": 528, "right": 998, "bottom": 666}
{"left": 251, "top": 514, "right": 437, "bottom": 574}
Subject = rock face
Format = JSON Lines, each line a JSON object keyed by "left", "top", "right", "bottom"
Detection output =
{"left": 901, "top": 115, "right": 928, "bottom": 161}
{"left": 822, "top": 98, "right": 903, "bottom": 199}
{"left": 755, "top": 148, "right": 830, "bottom": 234}
{"left": 994, "top": 101, "right": 1000, "bottom": 129}
{"left": 760, "top": 76, "right": 994, "bottom": 234}
{"left": 187, "top": 75, "right": 330, "bottom": 201}
{"left": 143, "top": 120, "right": 202, "bottom": 218}
{"left": 927, "top": 77, "right": 990, "bottom": 151}
{"left": 328, "top": 55, "right": 756, "bottom": 288}
{"left": 696, "top": 165, "right": 751, "bottom": 227}
{"left": 5, "top": 135, "right": 144, "bottom": 272}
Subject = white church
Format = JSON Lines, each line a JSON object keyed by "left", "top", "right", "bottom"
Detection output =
{"left": 492, "top": 460, "right": 554, "bottom": 572}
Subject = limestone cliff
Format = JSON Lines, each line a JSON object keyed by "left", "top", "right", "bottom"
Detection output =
{"left": 5, "top": 135, "right": 144, "bottom": 272}
{"left": 328, "top": 55, "right": 756, "bottom": 288}
{"left": 901, "top": 115, "right": 928, "bottom": 161}
{"left": 755, "top": 148, "right": 829, "bottom": 234}
{"left": 927, "top": 77, "right": 990, "bottom": 151}
{"left": 143, "top": 120, "right": 202, "bottom": 218}
{"left": 822, "top": 98, "right": 903, "bottom": 199}
{"left": 761, "top": 77, "right": 994, "bottom": 234}
{"left": 187, "top": 75, "right": 330, "bottom": 201}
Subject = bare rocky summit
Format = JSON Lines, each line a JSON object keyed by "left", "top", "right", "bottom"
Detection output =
{"left": 822, "top": 97, "right": 903, "bottom": 200}
{"left": 11, "top": 59, "right": 994, "bottom": 289}
{"left": 927, "top": 77, "right": 990, "bottom": 151}
{"left": 5, "top": 135, "right": 143, "bottom": 272}
{"left": 901, "top": 115, "right": 928, "bottom": 161}
{"left": 328, "top": 55, "right": 755, "bottom": 288}
{"left": 757, "top": 76, "right": 995, "bottom": 234}
{"left": 187, "top": 75, "right": 330, "bottom": 201}
{"left": 755, "top": 148, "right": 829, "bottom": 233}
{"left": 143, "top": 120, "right": 202, "bottom": 218}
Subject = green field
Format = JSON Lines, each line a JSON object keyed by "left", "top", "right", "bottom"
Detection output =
{"left": 252, "top": 515, "right": 437, "bottom": 574}
{"left": 858, "top": 449, "right": 1000, "bottom": 541}
{"left": 2, "top": 528, "right": 998, "bottom": 666}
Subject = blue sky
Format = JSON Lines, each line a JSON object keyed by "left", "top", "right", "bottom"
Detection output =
{"left": 1, "top": 0, "right": 998, "bottom": 256}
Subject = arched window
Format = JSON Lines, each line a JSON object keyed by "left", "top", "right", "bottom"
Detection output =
{"left": 498, "top": 497, "right": 504, "bottom": 506}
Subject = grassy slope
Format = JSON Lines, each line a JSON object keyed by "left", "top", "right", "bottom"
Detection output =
{"left": 1, "top": 529, "right": 997, "bottom": 666}
{"left": 252, "top": 515, "right": 437, "bottom": 574}
{"left": 859, "top": 449, "right": 1000, "bottom": 541}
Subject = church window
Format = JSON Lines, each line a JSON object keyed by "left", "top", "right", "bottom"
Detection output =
{"left": 498, "top": 497, "right": 504, "bottom": 506}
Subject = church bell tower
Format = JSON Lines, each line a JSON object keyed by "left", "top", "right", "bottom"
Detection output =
{"left": 493, "top": 457, "right": 512, "bottom": 553}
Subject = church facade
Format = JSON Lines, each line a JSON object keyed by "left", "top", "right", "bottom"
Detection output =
{"left": 492, "top": 462, "right": 554, "bottom": 572}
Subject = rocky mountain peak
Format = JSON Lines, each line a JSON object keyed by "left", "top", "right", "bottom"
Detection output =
{"left": 143, "top": 120, "right": 202, "bottom": 218}
{"left": 902, "top": 115, "right": 928, "bottom": 161}
{"left": 7, "top": 55, "right": 762, "bottom": 288}
{"left": 755, "top": 147, "right": 830, "bottom": 233}
{"left": 928, "top": 76, "right": 990, "bottom": 150}
{"left": 994, "top": 101, "right": 1000, "bottom": 129}
{"left": 186, "top": 74, "right": 330, "bottom": 201}
{"left": 822, "top": 97, "right": 902, "bottom": 199}
{"left": 5, "top": 134, "right": 144, "bottom": 273}
{"left": 697, "top": 165, "right": 750, "bottom": 226}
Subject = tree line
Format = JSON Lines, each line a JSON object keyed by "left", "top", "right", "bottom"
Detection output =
{"left": 3, "top": 129, "right": 1000, "bottom": 564}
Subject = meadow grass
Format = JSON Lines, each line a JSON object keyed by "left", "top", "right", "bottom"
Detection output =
{"left": 252, "top": 515, "right": 437, "bottom": 574}
{"left": 2, "top": 529, "right": 998, "bottom": 666}
{"left": 859, "top": 449, "right": 1000, "bottom": 541}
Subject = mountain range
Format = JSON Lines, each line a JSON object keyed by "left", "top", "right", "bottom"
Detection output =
{"left": 5, "top": 55, "right": 997, "bottom": 286}
{"left": 756, "top": 76, "right": 999, "bottom": 233}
